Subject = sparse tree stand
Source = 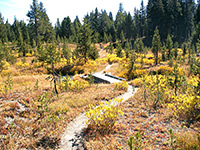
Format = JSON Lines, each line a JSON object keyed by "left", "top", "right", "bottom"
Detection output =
{"left": 152, "top": 27, "right": 161, "bottom": 65}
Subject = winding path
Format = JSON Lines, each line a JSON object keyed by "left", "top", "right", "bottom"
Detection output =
{"left": 60, "top": 65, "right": 138, "bottom": 150}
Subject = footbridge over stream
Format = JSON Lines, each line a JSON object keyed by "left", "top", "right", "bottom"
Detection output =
{"left": 92, "top": 72, "right": 127, "bottom": 84}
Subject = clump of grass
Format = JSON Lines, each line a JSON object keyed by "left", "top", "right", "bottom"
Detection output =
{"left": 176, "top": 131, "right": 200, "bottom": 150}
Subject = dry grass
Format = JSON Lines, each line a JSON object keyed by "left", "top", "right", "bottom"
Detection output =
{"left": 12, "top": 74, "right": 50, "bottom": 91}
{"left": 106, "top": 63, "right": 120, "bottom": 76}
{"left": 99, "top": 50, "right": 108, "bottom": 58}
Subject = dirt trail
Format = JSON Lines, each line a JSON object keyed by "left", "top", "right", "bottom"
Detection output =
{"left": 60, "top": 65, "right": 138, "bottom": 150}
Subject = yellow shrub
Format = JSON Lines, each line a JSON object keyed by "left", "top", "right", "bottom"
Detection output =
{"left": 16, "top": 62, "right": 30, "bottom": 69}
{"left": 83, "top": 60, "right": 98, "bottom": 74}
{"left": 107, "top": 53, "right": 121, "bottom": 63}
{"left": 1, "top": 70, "right": 12, "bottom": 76}
{"left": 96, "top": 58, "right": 107, "bottom": 64}
{"left": 2, "top": 61, "right": 10, "bottom": 70}
{"left": 14, "top": 53, "right": 19, "bottom": 58}
{"left": 134, "top": 69, "right": 147, "bottom": 77}
{"left": 70, "top": 65, "right": 84, "bottom": 74}
{"left": 188, "top": 76, "right": 199, "bottom": 87}
{"left": 177, "top": 68, "right": 185, "bottom": 76}
{"left": 85, "top": 98, "right": 123, "bottom": 132}
{"left": 143, "top": 58, "right": 154, "bottom": 65}
{"left": 146, "top": 54, "right": 154, "bottom": 58}
{"left": 58, "top": 77, "right": 89, "bottom": 92}
{"left": 134, "top": 64, "right": 142, "bottom": 69}
{"left": 130, "top": 78, "right": 143, "bottom": 87}
{"left": 168, "top": 94, "right": 200, "bottom": 120}
{"left": 118, "top": 69, "right": 129, "bottom": 79}
{"left": 135, "top": 57, "right": 141, "bottom": 63}
{"left": 168, "top": 76, "right": 200, "bottom": 120}
{"left": 33, "top": 62, "right": 43, "bottom": 68}
{"left": 178, "top": 48, "right": 183, "bottom": 53}
{"left": 0, "top": 78, "right": 4, "bottom": 94}
{"left": 25, "top": 53, "right": 32, "bottom": 57}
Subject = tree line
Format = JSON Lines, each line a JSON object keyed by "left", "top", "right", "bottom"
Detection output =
{"left": 0, "top": 0, "right": 200, "bottom": 51}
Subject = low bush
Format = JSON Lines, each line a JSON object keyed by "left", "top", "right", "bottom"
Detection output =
{"left": 25, "top": 53, "right": 32, "bottom": 57}
{"left": 157, "top": 66, "right": 173, "bottom": 75}
{"left": 130, "top": 78, "right": 143, "bottom": 87}
{"left": 85, "top": 98, "right": 123, "bottom": 134}
{"left": 16, "top": 61, "right": 30, "bottom": 69}
{"left": 114, "top": 81, "right": 128, "bottom": 91}
{"left": 58, "top": 77, "right": 90, "bottom": 92}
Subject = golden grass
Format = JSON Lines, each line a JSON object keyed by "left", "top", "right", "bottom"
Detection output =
{"left": 12, "top": 74, "right": 50, "bottom": 91}
{"left": 176, "top": 131, "right": 200, "bottom": 149}
{"left": 106, "top": 63, "right": 121, "bottom": 76}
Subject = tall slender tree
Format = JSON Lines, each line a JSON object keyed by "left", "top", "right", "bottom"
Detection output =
{"left": 60, "top": 16, "right": 75, "bottom": 40}
{"left": 166, "top": 34, "right": 173, "bottom": 60}
{"left": 115, "top": 3, "right": 126, "bottom": 39}
{"left": 27, "top": 0, "right": 54, "bottom": 45}
{"left": 152, "top": 27, "right": 161, "bottom": 65}
{"left": 75, "top": 18, "right": 92, "bottom": 63}
{"left": 0, "top": 13, "right": 8, "bottom": 43}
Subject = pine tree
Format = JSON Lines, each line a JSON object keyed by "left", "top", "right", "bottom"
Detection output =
{"left": 124, "top": 12, "right": 133, "bottom": 40}
{"left": 147, "top": 0, "right": 164, "bottom": 41}
{"left": 103, "top": 32, "right": 108, "bottom": 43}
{"left": 125, "top": 40, "right": 131, "bottom": 58}
{"left": 115, "top": 3, "right": 126, "bottom": 39}
{"left": 27, "top": 0, "right": 55, "bottom": 45}
{"left": 152, "top": 27, "right": 161, "bottom": 65}
{"left": 116, "top": 43, "right": 123, "bottom": 58}
{"left": 20, "top": 20, "right": 30, "bottom": 44}
{"left": 46, "top": 43, "right": 60, "bottom": 95}
{"left": 90, "top": 7, "right": 100, "bottom": 43}
{"left": 139, "top": 39, "right": 144, "bottom": 53}
{"left": 73, "top": 16, "right": 81, "bottom": 43}
{"left": 182, "top": 42, "right": 187, "bottom": 56}
{"left": 89, "top": 44, "right": 99, "bottom": 60}
{"left": 139, "top": 0, "right": 147, "bottom": 38}
{"left": 75, "top": 18, "right": 92, "bottom": 63}
{"left": 61, "top": 16, "right": 75, "bottom": 40}
{"left": 5, "top": 20, "right": 15, "bottom": 42}
{"left": 182, "top": 0, "right": 195, "bottom": 42}
{"left": 120, "top": 30, "right": 125, "bottom": 44}
{"left": 38, "top": 2, "right": 55, "bottom": 42}
{"left": 166, "top": 34, "right": 173, "bottom": 60}
{"left": 0, "top": 43, "right": 5, "bottom": 72}
{"left": 99, "top": 10, "right": 113, "bottom": 42}
{"left": 55, "top": 18, "right": 61, "bottom": 38}
{"left": 27, "top": 0, "right": 40, "bottom": 45}
{"left": 12, "top": 18, "right": 23, "bottom": 48}
{"left": 0, "top": 13, "right": 8, "bottom": 43}
{"left": 174, "top": 42, "right": 179, "bottom": 59}
{"left": 194, "top": 4, "right": 200, "bottom": 25}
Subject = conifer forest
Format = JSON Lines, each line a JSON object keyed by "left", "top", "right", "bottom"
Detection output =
{"left": 0, "top": 0, "right": 200, "bottom": 149}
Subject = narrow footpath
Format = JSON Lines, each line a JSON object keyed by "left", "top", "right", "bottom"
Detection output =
{"left": 60, "top": 65, "right": 138, "bottom": 150}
